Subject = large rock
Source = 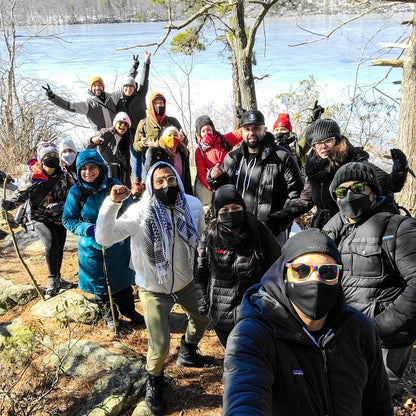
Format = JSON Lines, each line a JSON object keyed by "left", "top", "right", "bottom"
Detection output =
{"left": 31, "top": 290, "right": 98, "bottom": 324}
{"left": 0, "top": 318, "right": 35, "bottom": 350}
{"left": 44, "top": 340, "right": 146, "bottom": 416}
{"left": 0, "top": 280, "right": 37, "bottom": 315}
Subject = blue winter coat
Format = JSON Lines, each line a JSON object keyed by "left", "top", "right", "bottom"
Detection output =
{"left": 63, "top": 149, "right": 134, "bottom": 295}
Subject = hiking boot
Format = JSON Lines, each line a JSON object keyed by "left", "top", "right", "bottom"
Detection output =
{"left": 128, "top": 311, "right": 145, "bottom": 326}
{"left": 176, "top": 335, "right": 216, "bottom": 367}
{"left": 59, "top": 276, "right": 78, "bottom": 290}
{"left": 105, "top": 317, "right": 121, "bottom": 332}
{"left": 145, "top": 371, "right": 166, "bottom": 416}
{"left": 46, "top": 275, "right": 60, "bottom": 297}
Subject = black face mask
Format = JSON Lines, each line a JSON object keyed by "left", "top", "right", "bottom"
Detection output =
{"left": 42, "top": 157, "right": 60, "bottom": 169}
{"left": 154, "top": 105, "right": 165, "bottom": 116}
{"left": 154, "top": 185, "right": 180, "bottom": 205}
{"left": 337, "top": 192, "right": 376, "bottom": 220}
{"left": 274, "top": 132, "right": 289, "bottom": 141}
{"left": 285, "top": 280, "right": 339, "bottom": 320}
{"left": 219, "top": 210, "right": 245, "bottom": 229}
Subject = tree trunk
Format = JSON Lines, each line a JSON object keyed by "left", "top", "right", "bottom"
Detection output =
{"left": 398, "top": 7, "right": 416, "bottom": 214}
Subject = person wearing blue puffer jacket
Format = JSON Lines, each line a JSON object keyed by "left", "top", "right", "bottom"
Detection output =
{"left": 63, "top": 149, "right": 144, "bottom": 331}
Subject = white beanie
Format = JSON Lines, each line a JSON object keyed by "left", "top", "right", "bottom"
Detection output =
{"left": 113, "top": 112, "right": 131, "bottom": 128}
{"left": 58, "top": 139, "right": 77, "bottom": 155}
{"left": 162, "top": 126, "right": 180, "bottom": 140}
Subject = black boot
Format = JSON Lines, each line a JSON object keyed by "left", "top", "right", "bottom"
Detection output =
{"left": 145, "top": 371, "right": 166, "bottom": 416}
{"left": 46, "top": 275, "right": 60, "bottom": 296}
{"left": 176, "top": 335, "right": 215, "bottom": 367}
{"left": 58, "top": 274, "right": 77, "bottom": 290}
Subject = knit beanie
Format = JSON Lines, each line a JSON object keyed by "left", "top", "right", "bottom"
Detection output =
{"left": 273, "top": 113, "right": 292, "bottom": 132}
{"left": 214, "top": 184, "right": 246, "bottom": 216}
{"left": 123, "top": 76, "right": 135, "bottom": 87}
{"left": 239, "top": 110, "right": 265, "bottom": 127}
{"left": 162, "top": 126, "right": 180, "bottom": 140}
{"left": 329, "top": 162, "right": 382, "bottom": 200}
{"left": 58, "top": 139, "right": 77, "bottom": 155}
{"left": 113, "top": 112, "right": 131, "bottom": 128}
{"left": 281, "top": 228, "right": 342, "bottom": 266}
{"left": 37, "top": 142, "right": 59, "bottom": 165}
{"left": 195, "top": 115, "right": 215, "bottom": 136}
{"left": 304, "top": 118, "right": 341, "bottom": 146}
{"left": 89, "top": 76, "right": 105, "bottom": 91}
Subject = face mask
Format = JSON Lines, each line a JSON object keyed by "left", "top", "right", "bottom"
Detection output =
{"left": 42, "top": 156, "right": 60, "bottom": 169}
{"left": 274, "top": 132, "right": 289, "bottom": 142}
{"left": 219, "top": 210, "right": 245, "bottom": 229}
{"left": 164, "top": 135, "right": 181, "bottom": 149}
{"left": 154, "top": 185, "right": 180, "bottom": 205}
{"left": 61, "top": 152, "right": 76, "bottom": 166}
{"left": 285, "top": 280, "right": 339, "bottom": 320}
{"left": 201, "top": 132, "right": 217, "bottom": 146}
{"left": 154, "top": 104, "right": 165, "bottom": 116}
{"left": 337, "top": 192, "right": 375, "bottom": 220}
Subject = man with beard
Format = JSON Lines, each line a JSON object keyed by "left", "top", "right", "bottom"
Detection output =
{"left": 208, "top": 109, "right": 304, "bottom": 243}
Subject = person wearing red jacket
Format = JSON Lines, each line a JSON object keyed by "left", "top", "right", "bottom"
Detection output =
{"left": 194, "top": 115, "right": 242, "bottom": 206}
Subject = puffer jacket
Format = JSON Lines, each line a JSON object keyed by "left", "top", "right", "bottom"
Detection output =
{"left": 62, "top": 149, "right": 134, "bottom": 296}
{"left": 50, "top": 63, "right": 138, "bottom": 131}
{"left": 222, "top": 259, "right": 392, "bottom": 416}
{"left": 323, "top": 196, "right": 416, "bottom": 347}
{"left": 194, "top": 212, "right": 280, "bottom": 331}
{"left": 207, "top": 132, "right": 304, "bottom": 234}
{"left": 95, "top": 161, "right": 206, "bottom": 294}
{"left": 4, "top": 160, "right": 75, "bottom": 225}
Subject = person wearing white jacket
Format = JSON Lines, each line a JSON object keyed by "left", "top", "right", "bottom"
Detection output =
{"left": 96, "top": 161, "right": 210, "bottom": 416}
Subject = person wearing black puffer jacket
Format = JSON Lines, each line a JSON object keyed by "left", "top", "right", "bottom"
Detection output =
{"left": 194, "top": 184, "right": 280, "bottom": 347}
{"left": 207, "top": 110, "right": 304, "bottom": 244}
{"left": 323, "top": 162, "right": 416, "bottom": 395}
{"left": 280, "top": 118, "right": 408, "bottom": 229}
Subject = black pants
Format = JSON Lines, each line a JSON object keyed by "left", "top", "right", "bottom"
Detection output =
{"left": 94, "top": 286, "right": 137, "bottom": 321}
{"left": 33, "top": 221, "right": 67, "bottom": 276}
{"left": 212, "top": 323, "right": 231, "bottom": 348}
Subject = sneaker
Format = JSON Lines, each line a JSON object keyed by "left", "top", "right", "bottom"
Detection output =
{"left": 105, "top": 318, "right": 121, "bottom": 332}
{"left": 46, "top": 275, "right": 60, "bottom": 297}
{"left": 59, "top": 278, "right": 78, "bottom": 289}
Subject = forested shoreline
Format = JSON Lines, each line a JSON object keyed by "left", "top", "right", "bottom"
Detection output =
{"left": 13, "top": 0, "right": 412, "bottom": 27}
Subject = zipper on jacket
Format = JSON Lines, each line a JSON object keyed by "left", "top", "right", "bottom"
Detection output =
{"left": 170, "top": 207, "right": 175, "bottom": 295}
{"left": 320, "top": 348, "right": 334, "bottom": 416}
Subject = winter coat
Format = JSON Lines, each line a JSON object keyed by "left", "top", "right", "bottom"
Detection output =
{"left": 195, "top": 130, "right": 242, "bottom": 190}
{"left": 291, "top": 139, "right": 407, "bottom": 229}
{"left": 85, "top": 127, "right": 132, "bottom": 188}
{"left": 62, "top": 149, "right": 134, "bottom": 296}
{"left": 116, "top": 60, "right": 150, "bottom": 134}
{"left": 222, "top": 259, "right": 392, "bottom": 416}
{"left": 323, "top": 195, "right": 416, "bottom": 348}
{"left": 95, "top": 161, "right": 206, "bottom": 294}
{"left": 207, "top": 132, "right": 304, "bottom": 234}
{"left": 194, "top": 212, "right": 280, "bottom": 331}
{"left": 49, "top": 63, "right": 137, "bottom": 131}
{"left": 144, "top": 145, "right": 193, "bottom": 195}
{"left": 4, "top": 160, "right": 75, "bottom": 225}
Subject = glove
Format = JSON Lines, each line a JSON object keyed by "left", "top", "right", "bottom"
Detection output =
{"left": 1, "top": 198, "right": 15, "bottom": 211}
{"left": 46, "top": 203, "right": 62, "bottom": 214}
{"left": 236, "top": 108, "right": 247, "bottom": 119}
{"left": 87, "top": 225, "right": 96, "bottom": 238}
{"left": 132, "top": 54, "right": 140, "bottom": 70}
{"left": 42, "top": 83, "right": 55, "bottom": 100}
{"left": 390, "top": 148, "right": 408, "bottom": 172}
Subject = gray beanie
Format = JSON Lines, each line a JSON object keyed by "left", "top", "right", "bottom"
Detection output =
{"left": 37, "top": 142, "right": 58, "bottom": 164}
{"left": 329, "top": 162, "right": 382, "bottom": 200}
{"left": 123, "top": 76, "right": 136, "bottom": 87}
{"left": 304, "top": 118, "right": 341, "bottom": 146}
{"left": 58, "top": 139, "right": 77, "bottom": 155}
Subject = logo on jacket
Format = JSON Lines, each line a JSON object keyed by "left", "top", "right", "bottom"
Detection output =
{"left": 292, "top": 369, "right": 304, "bottom": 376}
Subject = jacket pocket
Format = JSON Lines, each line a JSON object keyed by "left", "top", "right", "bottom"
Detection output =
{"left": 350, "top": 243, "right": 384, "bottom": 278}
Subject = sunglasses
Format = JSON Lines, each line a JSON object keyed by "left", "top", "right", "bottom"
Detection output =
{"left": 285, "top": 263, "right": 342, "bottom": 282}
{"left": 334, "top": 182, "right": 367, "bottom": 199}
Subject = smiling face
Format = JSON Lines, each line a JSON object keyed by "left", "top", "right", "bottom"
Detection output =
{"left": 80, "top": 162, "right": 100, "bottom": 183}
{"left": 91, "top": 81, "right": 104, "bottom": 95}
{"left": 123, "top": 84, "right": 135, "bottom": 96}
{"left": 200, "top": 124, "right": 214, "bottom": 136}
{"left": 241, "top": 124, "right": 266, "bottom": 150}
{"left": 115, "top": 120, "right": 129, "bottom": 135}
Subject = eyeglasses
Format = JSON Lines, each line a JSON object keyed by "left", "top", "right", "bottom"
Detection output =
{"left": 285, "top": 263, "right": 342, "bottom": 282}
{"left": 154, "top": 175, "right": 177, "bottom": 187}
{"left": 313, "top": 137, "right": 335, "bottom": 149}
{"left": 334, "top": 182, "right": 367, "bottom": 199}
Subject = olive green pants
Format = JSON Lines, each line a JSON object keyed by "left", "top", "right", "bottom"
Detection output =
{"left": 139, "top": 281, "right": 209, "bottom": 375}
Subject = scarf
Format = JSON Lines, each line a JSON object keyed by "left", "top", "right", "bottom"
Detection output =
{"left": 144, "top": 191, "right": 198, "bottom": 285}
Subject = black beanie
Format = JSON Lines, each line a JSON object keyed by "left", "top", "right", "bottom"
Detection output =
{"left": 214, "top": 184, "right": 245, "bottom": 216}
{"left": 239, "top": 110, "right": 265, "bottom": 127}
{"left": 195, "top": 115, "right": 215, "bottom": 136}
{"left": 304, "top": 118, "right": 341, "bottom": 146}
{"left": 281, "top": 229, "right": 342, "bottom": 266}
{"left": 329, "top": 162, "right": 382, "bottom": 200}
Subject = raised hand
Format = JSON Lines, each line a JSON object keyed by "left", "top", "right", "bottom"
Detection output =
{"left": 42, "top": 83, "right": 55, "bottom": 99}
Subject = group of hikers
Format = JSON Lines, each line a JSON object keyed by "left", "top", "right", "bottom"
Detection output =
{"left": 1, "top": 51, "right": 415, "bottom": 416}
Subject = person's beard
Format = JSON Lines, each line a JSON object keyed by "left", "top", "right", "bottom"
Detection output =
{"left": 246, "top": 133, "right": 263, "bottom": 149}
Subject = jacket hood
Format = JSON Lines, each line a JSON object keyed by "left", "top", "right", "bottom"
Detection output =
{"left": 76, "top": 149, "right": 108, "bottom": 189}
{"left": 148, "top": 92, "right": 166, "bottom": 124}
{"left": 145, "top": 161, "right": 185, "bottom": 198}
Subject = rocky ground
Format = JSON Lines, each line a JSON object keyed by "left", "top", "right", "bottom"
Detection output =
{"left": 0, "top": 218, "right": 415, "bottom": 415}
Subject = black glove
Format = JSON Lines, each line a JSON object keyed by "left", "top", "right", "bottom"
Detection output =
{"left": 132, "top": 54, "right": 140, "bottom": 70}
{"left": 310, "top": 100, "right": 325, "bottom": 122}
{"left": 390, "top": 148, "right": 408, "bottom": 172}
{"left": 42, "top": 83, "right": 55, "bottom": 100}
{"left": 1, "top": 198, "right": 16, "bottom": 211}
{"left": 236, "top": 108, "right": 247, "bottom": 119}
{"left": 46, "top": 202, "right": 62, "bottom": 214}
